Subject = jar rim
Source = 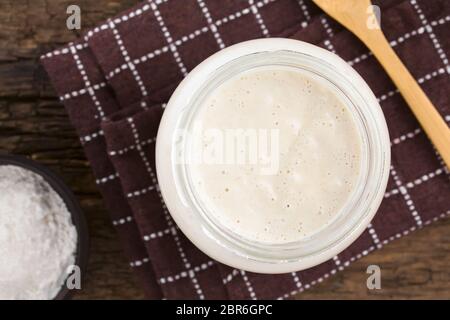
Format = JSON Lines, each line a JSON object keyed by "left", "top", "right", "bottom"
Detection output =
{"left": 156, "top": 38, "right": 391, "bottom": 273}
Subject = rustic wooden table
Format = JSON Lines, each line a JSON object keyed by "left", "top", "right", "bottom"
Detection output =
{"left": 1, "top": 0, "right": 449, "bottom": 299}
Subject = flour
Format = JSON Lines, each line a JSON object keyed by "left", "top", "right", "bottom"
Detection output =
{"left": 0, "top": 165, "right": 77, "bottom": 300}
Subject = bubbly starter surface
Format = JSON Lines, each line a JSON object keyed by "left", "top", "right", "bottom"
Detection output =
{"left": 188, "top": 67, "right": 362, "bottom": 244}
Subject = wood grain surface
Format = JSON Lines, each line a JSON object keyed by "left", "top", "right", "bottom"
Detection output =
{"left": 0, "top": 0, "right": 449, "bottom": 300}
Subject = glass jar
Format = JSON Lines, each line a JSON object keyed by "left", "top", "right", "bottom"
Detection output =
{"left": 156, "top": 38, "right": 390, "bottom": 273}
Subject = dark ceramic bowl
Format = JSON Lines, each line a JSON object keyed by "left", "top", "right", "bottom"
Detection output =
{"left": 0, "top": 154, "right": 89, "bottom": 300}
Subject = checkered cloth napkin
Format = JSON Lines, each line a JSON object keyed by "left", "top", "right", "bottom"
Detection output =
{"left": 41, "top": 0, "right": 450, "bottom": 299}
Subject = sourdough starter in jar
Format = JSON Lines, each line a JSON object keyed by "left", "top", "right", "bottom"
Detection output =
{"left": 188, "top": 66, "right": 362, "bottom": 244}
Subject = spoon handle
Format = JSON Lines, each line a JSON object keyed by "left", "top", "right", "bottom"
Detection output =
{"left": 364, "top": 30, "right": 450, "bottom": 168}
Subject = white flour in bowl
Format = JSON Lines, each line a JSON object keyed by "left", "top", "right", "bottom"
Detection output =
{"left": 0, "top": 165, "right": 77, "bottom": 300}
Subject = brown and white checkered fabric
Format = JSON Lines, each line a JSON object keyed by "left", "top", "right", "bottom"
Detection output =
{"left": 41, "top": 0, "right": 450, "bottom": 299}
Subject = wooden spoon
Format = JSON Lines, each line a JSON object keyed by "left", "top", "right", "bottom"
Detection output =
{"left": 312, "top": 0, "right": 450, "bottom": 169}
